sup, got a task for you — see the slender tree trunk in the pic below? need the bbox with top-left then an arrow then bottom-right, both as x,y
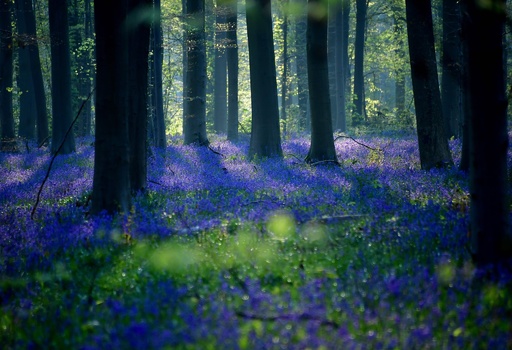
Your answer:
91,0 -> 131,214
23,0 -> 49,144
405,0 -> 453,170
184,0 -> 209,145
213,3 -> 227,133
226,0 -> 238,141
327,3 -> 337,127
466,0 -> 510,265
459,0 -> 470,172
281,6 -> 289,135
441,0 -> 461,139
49,0 -> 75,154
295,0 -> 309,132
128,0 -> 152,193
352,0 -> 367,124
391,1 -> 407,125
16,0 -> 36,140
334,0 -> 349,132
152,0 -> 166,148
305,0 -> 337,163
0,0 -> 16,151
246,0 -> 282,158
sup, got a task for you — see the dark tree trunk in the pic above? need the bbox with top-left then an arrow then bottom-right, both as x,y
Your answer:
441,0 -> 461,139
327,3 -> 337,127
16,0 -> 36,141
466,0 -> 510,265
226,0 -> 238,141
334,0 -> 349,132
246,0 -> 282,158
183,0 -> 209,145
305,0 -> 337,163
91,0 -> 131,214
391,1 -> 407,124
459,0 -> 470,172
213,3 -> 227,133
405,0 -> 453,170
151,0 -> 166,148
0,0 -> 16,151
352,0 -> 367,123
19,0 -> 49,144
49,0 -> 75,154
281,6 -> 288,135
295,0 -> 309,132
128,0 -> 152,193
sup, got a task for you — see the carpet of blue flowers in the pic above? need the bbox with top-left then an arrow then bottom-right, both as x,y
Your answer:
1,133 -> 511,349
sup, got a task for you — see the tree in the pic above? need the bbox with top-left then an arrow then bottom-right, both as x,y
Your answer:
333,0 -> 350,132
441,0 -> 461,139
295,0 -> 309,132
127,0 -> 152,193
305,0 -> 337,163
390,0 -> 407,124
405,0 -> 453,170
49,0 -> 75,154
213,0 -> 227,133
150,0 -> 167,148
466,0 -> 510,265
246,0 -> 282,158
183,0 -> 209,145
226,0 -> 238,141
352,0 -> 367,124
16,0 -> 36,140
0,0 -> 16,151
281,0 -> 289,135
92,0 -> 131,214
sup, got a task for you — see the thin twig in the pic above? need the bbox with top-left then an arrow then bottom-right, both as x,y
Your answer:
235,311 -> 340,329
334,135 -> 383,152
284,153 -> 305,162
208,145 -> 226,158
37,136 -> 50,149
31,88 -> 95,220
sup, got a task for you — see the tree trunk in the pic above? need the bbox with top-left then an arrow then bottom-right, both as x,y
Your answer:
183,0 -> 209,145
466,0 -> 510,265
459,0 -> 470,172
0,0 -> 16,151
441,0 -> 461,139
327,3 -> 337,127
352,0 -> 367,124
213,3 -> 227,133
294,0 -> 309,132
405,0 -> 453,170
91,0 -> 131,214
391,0 -> 407,125
281,6 -> 289,135
128,0 -> 152,193
151,0 -> 166,148
305,0 -> 337,163
226,0 -> 238,141
16,0 -> 36,141
246,0 -> 282,158
334,0 -> 349,132
49,0 -> 75,154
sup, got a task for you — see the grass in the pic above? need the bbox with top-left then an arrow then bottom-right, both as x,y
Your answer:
0,133 -> 511,349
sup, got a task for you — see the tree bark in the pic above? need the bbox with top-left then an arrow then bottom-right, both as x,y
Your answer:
281,5 -> 289,135
305,0 -> 337,163
352,0 -> 367,124
213,2 -> 227,133
391,0 -> 407,125
294,0 -> 309,132
441,0 -> 462,139
0,0 -> 16,151
327,2 -> 337,127
183,0 -> 209,145
91,0 -> 131,214
246,0 -> 282,158
128,0 -> 152,193
466,0 -> 510,265
151,0 -> 166,148
405,0 -> 453,170
49,0 -> 75,154
226,0 -> 238,141
334,0 -> 350,132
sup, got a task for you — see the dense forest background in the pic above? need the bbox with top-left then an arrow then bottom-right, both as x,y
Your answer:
1,0 -> 512,348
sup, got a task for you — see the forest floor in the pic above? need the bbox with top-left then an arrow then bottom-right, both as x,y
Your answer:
0,132 -> 511,349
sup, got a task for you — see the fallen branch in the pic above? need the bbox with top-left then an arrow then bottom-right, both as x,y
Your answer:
31,89 -> 95,220
334,135 -> 382,153
208,145 -> 226,158
235,310 -> 340,329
